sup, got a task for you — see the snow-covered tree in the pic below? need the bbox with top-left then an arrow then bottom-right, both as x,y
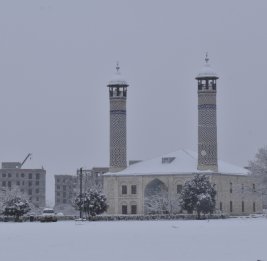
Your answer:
144,191 -> 181,214
249,146 -> 267,208
180,174 -> 216,219
73,188 -> 108,219
0,187 -> 38,215
249,146 -> 267,176
1,189 -> 31,221
144,191 -> 169,214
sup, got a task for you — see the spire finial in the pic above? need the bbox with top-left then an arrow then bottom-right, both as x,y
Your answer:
205,52 -> 209,64
116,61 -> 120,73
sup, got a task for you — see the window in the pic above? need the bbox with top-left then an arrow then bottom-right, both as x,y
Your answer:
241,184 -> 244,193
35,189 -> 39,194
177,185 -> 183,194
122,185 -> 127,195
63,199 -> 67,204
35,181 -> 39,186
220,202 -> 223,211
29,173 -> 32,179
131,205 -> 137,214
28,181 -> 32,186
162,157 -> 176,164
28,189 -> 32,195
8,173 -> 12,178
16,181 -> 20,186
36,197 -> 39,202
57,185 -> 60,190
230,201 -> 233,213
253,202 -> 256,212
8,181 -> 11,187
63,185 -> 66,191
2,173 -> 6,178
230,182 -> 233,193
2,181 -> 6,187
122,205 -> 127,214
253,184 -> 256,192
36,173 -> 40,180
57,192 -> 60,196
131,185 -> 137,194
63,192 -> 66,198
242,201 -> 245,213
21,173 -> 24,178
16,173 -> 19,178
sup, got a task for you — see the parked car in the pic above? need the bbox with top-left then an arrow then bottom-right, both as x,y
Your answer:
40,208 -> 57,222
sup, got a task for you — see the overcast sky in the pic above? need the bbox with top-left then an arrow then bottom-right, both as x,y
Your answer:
0,0 -> 267,204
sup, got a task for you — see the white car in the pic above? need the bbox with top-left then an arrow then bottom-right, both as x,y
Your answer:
40,208 -> 57,222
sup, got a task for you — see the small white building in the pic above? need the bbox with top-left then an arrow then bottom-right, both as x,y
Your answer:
104,150 -> 262,215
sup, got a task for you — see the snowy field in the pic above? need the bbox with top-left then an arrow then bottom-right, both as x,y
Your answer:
0,217 -> 266,261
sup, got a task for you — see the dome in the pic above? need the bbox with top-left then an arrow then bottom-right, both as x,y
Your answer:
196,54 -> 218,79
107,63 -> 129,87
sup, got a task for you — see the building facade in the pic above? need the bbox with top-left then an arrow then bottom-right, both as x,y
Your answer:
55,174 -> 77,206
104,150 -> 262,215
103,57 -> 263,216
0,162 -> 46,208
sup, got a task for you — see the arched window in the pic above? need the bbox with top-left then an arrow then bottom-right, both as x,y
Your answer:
230,182 -> 233,193
122,204 -> 127,214
220,202 -> 223,211
230,201 -> 233,213
176,184 -> 182,194
253,184 -> 256,192
130,202 -> 137,214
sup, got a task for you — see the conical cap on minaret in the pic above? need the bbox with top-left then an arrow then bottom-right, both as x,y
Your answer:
107,62 -> 129,87
196,53 -> 218,79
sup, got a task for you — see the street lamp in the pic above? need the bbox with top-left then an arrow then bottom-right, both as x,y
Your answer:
79,167 -> 83,219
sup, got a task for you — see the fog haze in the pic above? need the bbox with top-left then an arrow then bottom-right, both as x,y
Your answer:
0,0 -> 266,204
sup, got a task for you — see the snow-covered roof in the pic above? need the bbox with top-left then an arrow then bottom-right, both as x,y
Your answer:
107,63 -> 128,87
105,149 -> 248,176
196,54 -> 218,79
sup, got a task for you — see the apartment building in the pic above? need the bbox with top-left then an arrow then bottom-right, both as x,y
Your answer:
0,162 -> 46,208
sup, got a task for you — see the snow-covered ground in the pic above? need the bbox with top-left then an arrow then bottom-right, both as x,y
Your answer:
0,217 -> 266,261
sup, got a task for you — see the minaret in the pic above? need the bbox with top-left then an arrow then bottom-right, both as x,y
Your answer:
196,54 -> 219,172
107,63 -> 129,172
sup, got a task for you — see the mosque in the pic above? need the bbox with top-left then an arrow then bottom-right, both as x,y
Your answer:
103,57 -> 262,216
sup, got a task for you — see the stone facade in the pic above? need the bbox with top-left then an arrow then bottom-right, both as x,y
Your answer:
104,173 -> 262,216
0,162 -> 46,208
